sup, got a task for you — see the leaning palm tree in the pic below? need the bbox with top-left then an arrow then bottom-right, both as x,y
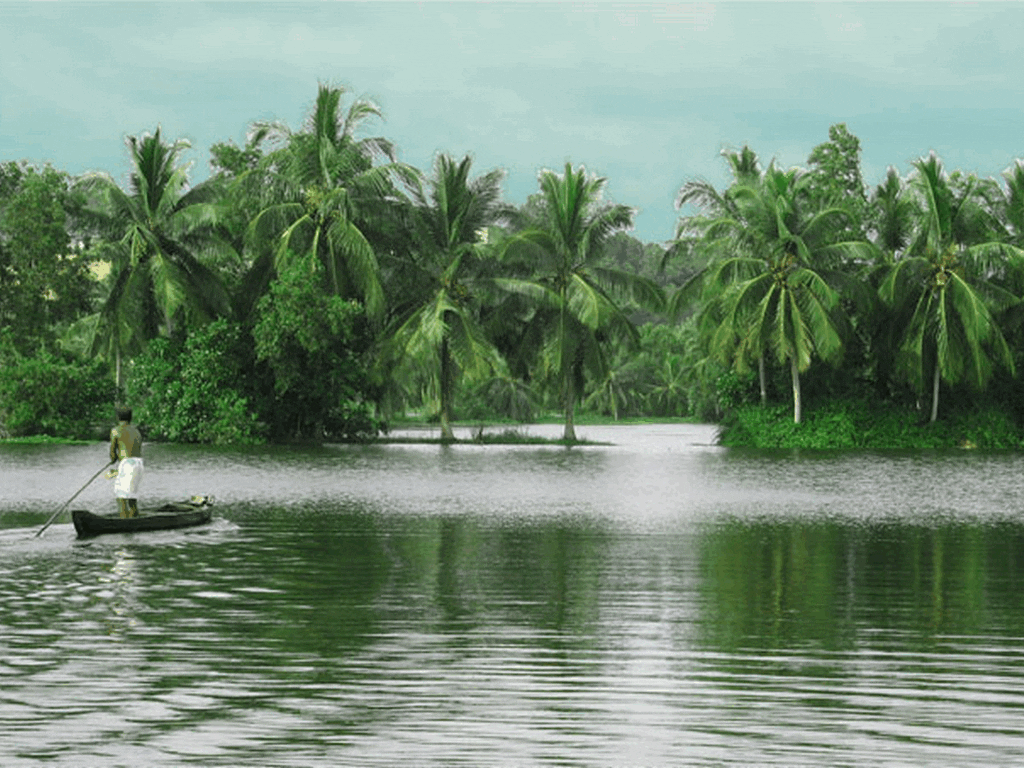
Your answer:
500,163 -> 665,440
241,83 -> 418,322
879,153 -> 1024,422
386,153 -> 512,439
76,127 -> 231,387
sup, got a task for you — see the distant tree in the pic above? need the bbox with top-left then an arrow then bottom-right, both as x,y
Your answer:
386,153 -> 511,439
0,162 -> 92,353
805,123 -> 869,229
868,167 -> 917,261
126,319 -> 263,444
500,163 -> 664,440
252,261 -> 379,440
209,126 -> 269,179
0,349 -> 108,439
666,146 -> 765,322
206,127 -> 272,286
722,145 -> 762,186
241,83 -> 418,322
76,128 -> 231,387
879,154 -> 1024,422
998,160 -> 1024,252
862,167 -> 918,395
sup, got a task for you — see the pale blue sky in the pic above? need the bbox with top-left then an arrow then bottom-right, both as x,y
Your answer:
2,1 -> 1023,243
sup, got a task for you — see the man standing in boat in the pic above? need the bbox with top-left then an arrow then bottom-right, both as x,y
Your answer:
109,406 -> 143,518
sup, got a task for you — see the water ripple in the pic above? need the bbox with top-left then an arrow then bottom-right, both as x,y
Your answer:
4,428 -> 1024,765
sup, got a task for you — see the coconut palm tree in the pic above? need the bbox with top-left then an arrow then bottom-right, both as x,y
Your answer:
859,167 -> 919,397
76,128 -> 231,387
666,146 -> 773,402
684,163 -> 875,423
500,163 -> 665,440
1001,160 -> 1024,248
386,153 -> 512,439
879,153 -> 1024,422
869,167 -> 917,262
241,83 -> 417,322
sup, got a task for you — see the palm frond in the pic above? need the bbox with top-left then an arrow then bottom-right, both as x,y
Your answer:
580,204 -> 636,263
878,256 -> 931,309
246,202 -> 306,258
588,266 -> 666,312
492,277 -> 561,309
676,178 -> 729,212
325,216 -> 384,320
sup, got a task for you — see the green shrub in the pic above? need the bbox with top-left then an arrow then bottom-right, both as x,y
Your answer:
718,399 -> 1024,450
252,263 -> 382,441
0,352 -> 109,439
127,319 -> 264,444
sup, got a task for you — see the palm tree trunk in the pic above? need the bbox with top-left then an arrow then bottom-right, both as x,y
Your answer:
564,372 -> 577,442
439,336 -> 454,441
758,354 -> 767,406
790,355 -> 802,424
930,361 -> 940,423
558,306 -> 577,442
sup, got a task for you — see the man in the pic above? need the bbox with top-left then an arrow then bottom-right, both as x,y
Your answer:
109,406 -> 144,518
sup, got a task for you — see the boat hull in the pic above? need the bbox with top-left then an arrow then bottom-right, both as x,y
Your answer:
72,498 -> 213,539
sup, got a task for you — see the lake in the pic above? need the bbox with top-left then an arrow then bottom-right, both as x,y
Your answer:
3,423 -> 1024,766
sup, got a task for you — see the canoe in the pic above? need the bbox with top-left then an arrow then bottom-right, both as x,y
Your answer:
71,496 -> 213,539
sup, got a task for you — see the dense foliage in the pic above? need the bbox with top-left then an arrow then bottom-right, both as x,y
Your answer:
0,162 -> 92,355
126,319 -> 262,445
0,348 -> 108,439
253,262 -> 381,440
720,401 -> 1024,450
5,84 -> 1024,447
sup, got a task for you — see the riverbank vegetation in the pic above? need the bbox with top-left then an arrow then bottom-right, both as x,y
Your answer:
5,85 -> 1024,448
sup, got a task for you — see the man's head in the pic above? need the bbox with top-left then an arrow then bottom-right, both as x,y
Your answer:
116,406 -> 133,423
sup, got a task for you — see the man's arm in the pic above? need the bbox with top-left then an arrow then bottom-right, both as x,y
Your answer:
109,428 -> 120,462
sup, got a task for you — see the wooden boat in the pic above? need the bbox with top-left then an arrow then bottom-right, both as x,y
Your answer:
71,496 -> 213,539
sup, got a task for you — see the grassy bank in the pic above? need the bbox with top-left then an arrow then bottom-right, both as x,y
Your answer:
0,435 -> 94,445
364,433 -> 605,447
367,422 -> 609,446
719,400 -> 1024,450
387,413 -> 698,430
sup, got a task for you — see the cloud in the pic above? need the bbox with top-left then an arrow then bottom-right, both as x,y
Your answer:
4,1 -> 1024,242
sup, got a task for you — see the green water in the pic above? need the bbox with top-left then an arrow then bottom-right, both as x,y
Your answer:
2,424 -> 1024,766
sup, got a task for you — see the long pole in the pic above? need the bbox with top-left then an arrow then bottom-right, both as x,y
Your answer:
35,461 -> 115,538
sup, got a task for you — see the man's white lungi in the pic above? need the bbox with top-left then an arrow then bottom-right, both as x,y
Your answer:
114,457 -> 144,499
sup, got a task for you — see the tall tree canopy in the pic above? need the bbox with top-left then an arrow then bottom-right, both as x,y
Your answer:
76,128 -> 231,387
0,162 -> 91,354
879,154 -> 1024,421
501,162 -> 664,439
386,153 -> 511,439
241,83 -> 418,322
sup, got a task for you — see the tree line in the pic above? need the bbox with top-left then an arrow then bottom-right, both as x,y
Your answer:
3,85 -> 1024,444
676,123 -> 1024,439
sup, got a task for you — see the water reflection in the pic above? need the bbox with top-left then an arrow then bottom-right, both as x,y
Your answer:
698,519 -> 1024,651
4,428 -> 1024,765
100,547 -> 140,637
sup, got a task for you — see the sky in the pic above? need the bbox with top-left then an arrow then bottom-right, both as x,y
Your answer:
3,1 -> 1024,244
